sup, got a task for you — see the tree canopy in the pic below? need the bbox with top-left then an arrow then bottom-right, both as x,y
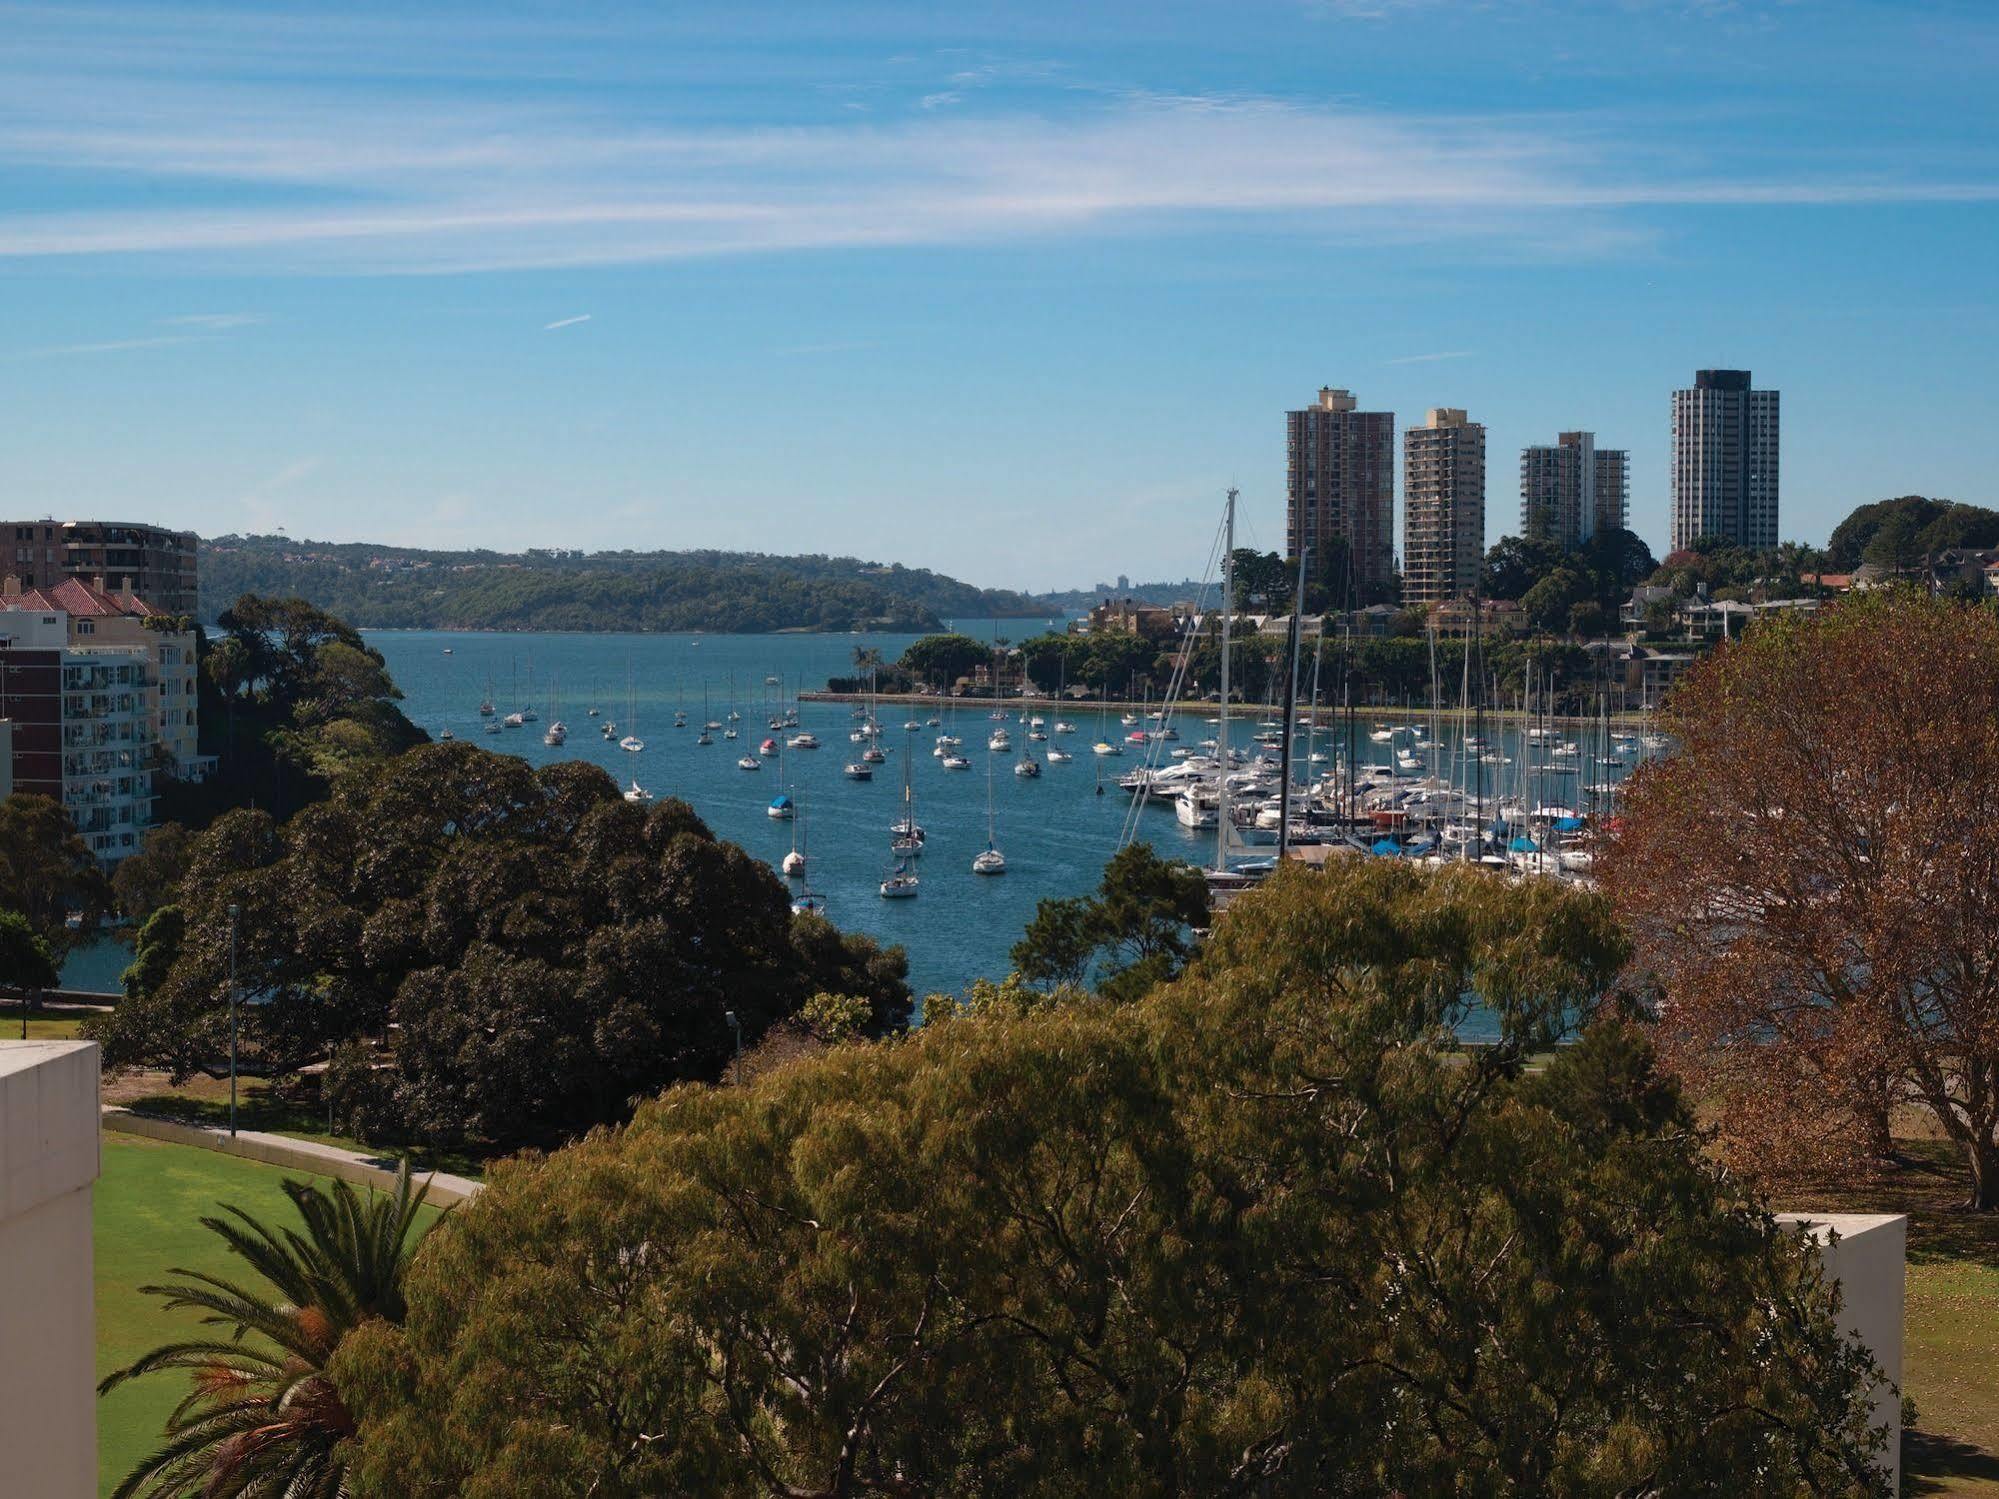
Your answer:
1482,529 -> 1658,632
0,793 -> 109,960
894,633 -> 992,689
1825,495 -> 1999,571
160,595 -> 427,826
1011,842 -> 1209,1001
334,862 -> 1890,1497
89,741 -> 911,1148
1607,588 -> 1999,1208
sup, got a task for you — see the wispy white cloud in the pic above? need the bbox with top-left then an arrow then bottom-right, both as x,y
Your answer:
11,333 -> 205,358
1386,350 -> 1474,364
0,10 -> 1987,276
543,313 -> 592,330
160,311 -> 261,328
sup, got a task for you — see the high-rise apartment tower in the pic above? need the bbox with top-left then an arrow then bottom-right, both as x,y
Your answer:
1670,370 -> 1779,553
1520,432 -> 1629,549
1403,408 -> 1486,606
1285,387 -> 1395,599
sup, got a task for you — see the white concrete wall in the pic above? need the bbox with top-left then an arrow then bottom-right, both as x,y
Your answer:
1778,1212 -> 1907,1495
0,1040 -> 101,1499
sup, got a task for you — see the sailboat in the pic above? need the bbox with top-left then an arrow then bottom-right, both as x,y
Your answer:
1014,737 -> 1041,778
890,738 -> 925,855
973,751 -> 1006,875
623,779 -> 653,803
782,793 -> 807,878
503,658 -> 525,726
618,669 -> 645,753
478,677 -> 495,717
520,656 -> 539,723
768,737 -> 794,819
543,673 -> 566,745
696,687 -> 714,746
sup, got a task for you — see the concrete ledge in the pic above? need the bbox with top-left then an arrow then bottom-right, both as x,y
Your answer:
102,1107 -> 481,1206
1778,1212 -> 1907,1495
1,1040 -> 101,1498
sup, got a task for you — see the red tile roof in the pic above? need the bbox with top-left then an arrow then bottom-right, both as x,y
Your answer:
0,575 -> 164,618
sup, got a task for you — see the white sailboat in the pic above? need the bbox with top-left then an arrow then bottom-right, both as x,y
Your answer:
542,673 -> 566,745
618,669 -> 645,753
882,752 -> 921,897
782,793 -> 807,878
973,750 -> 1006,875
890,738 -> 925,856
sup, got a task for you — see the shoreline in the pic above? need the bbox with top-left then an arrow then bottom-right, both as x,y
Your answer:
800,691 -> 1656,729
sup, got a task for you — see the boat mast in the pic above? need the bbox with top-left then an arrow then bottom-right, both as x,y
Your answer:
1276,543 -> 1308,864
1215,488 -> 1236,875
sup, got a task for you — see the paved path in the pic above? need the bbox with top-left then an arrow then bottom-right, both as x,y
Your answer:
102,1106 -> 482,1204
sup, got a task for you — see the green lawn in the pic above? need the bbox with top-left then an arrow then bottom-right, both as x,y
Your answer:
93,1135 -> 443,1498
5,1015 -> 84,1040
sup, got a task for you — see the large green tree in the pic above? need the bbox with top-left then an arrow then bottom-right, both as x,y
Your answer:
166,595 -> 426,827
895,633 -> 989,690
0,793 -> 109,960
91,743 -> 911,1148
1826,495 -> 1999,571
336,862 -> 1890,1497
1012,842 -> 1209,1001
0,908 -> 59,1036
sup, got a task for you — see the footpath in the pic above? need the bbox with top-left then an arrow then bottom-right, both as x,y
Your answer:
102,1106 -> 483,1204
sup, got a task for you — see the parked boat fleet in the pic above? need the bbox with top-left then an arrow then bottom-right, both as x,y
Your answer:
1111,715 -> 1667,882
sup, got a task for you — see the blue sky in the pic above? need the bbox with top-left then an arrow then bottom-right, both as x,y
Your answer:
1,1 -> 1993,589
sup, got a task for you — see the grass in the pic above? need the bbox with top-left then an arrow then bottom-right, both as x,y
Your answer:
1774,1138 -> 1999,1495
94,1135 -> 447,1497
8,1015 -> 85,1040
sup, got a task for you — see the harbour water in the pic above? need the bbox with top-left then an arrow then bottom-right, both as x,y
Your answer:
372,623 -> 1162,1001
58,622 -> 1652,1024
362,626 -> 1656,1003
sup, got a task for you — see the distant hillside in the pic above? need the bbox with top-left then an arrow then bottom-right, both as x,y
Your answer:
199,537 -> 1038,634
1032,579 -> 1211,612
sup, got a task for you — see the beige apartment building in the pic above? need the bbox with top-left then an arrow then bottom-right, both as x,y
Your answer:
1402,408 -> 1486,607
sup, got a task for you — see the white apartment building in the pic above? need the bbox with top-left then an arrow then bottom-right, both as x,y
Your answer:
0,607 -> 159,861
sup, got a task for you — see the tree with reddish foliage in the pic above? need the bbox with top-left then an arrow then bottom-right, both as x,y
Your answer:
1605,588 -> 1999,1208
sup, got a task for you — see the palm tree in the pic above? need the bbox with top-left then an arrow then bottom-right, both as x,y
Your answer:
99,1164 -> 438,1498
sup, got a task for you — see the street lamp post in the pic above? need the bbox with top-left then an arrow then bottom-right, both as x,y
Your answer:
227,903 -> 239,1137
